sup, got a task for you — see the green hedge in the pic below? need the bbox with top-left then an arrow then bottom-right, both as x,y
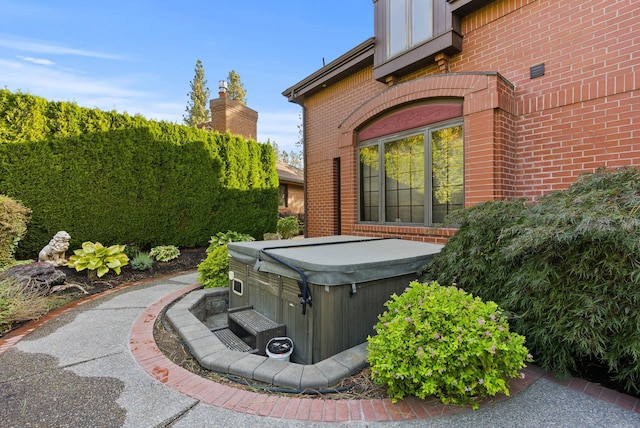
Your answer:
421,167 -> 640,394
0,89 -> 278,257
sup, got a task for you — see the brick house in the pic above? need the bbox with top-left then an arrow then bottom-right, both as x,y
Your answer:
277,160 -> 305,218
282,0 -> 639,244
199,86 -> 305,218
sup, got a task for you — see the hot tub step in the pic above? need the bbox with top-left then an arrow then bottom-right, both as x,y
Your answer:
212,327 -> 258,353
228,308 -> 286,356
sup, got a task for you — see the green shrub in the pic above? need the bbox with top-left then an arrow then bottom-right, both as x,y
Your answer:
207,231 -> 254,250
0,277 -> 49,335
367,281 -> 531,409
197,244 -> 230,288
422,167 -> 640,394
277,216 -> 300,239
66,242 -> 129,278
123,244 -> 141,260
198,230 -> 254,287
130,252 -> 154,271
0,195 -> 31,268
0,89 -> 278,258
149,245 -> 180,262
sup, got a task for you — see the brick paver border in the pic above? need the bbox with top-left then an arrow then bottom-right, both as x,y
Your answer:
128,284 -> 545,423
3,277 -> 638,423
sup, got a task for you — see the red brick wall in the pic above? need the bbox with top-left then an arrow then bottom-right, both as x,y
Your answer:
209,97 -> 258,140
454,0 -> 640,197
302,0 -> 639,240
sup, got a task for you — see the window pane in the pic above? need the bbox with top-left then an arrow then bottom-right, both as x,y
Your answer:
386,206 -> 399,222
431,125 -> 464,223
412,205 -> 425,221
412,0 -> 433,45
384,134 -> 425,223
388,0 -> 407,57
279,184 -> 287,208
359,145 -> 380,221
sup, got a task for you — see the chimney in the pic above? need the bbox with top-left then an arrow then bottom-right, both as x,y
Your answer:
208,78 -> 258,140
218,80 -> 228,98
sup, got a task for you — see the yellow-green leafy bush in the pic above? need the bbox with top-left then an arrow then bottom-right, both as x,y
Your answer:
0,195 -> 31,268
66,242 -> 129,278
367,281 -> 532,409
197,231 -> 253,288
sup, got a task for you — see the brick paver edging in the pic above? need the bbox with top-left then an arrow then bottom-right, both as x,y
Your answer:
129,284 -> 548,423
4,277 -> 637,422
0,272 -> 186,357
0,276 -> 152,357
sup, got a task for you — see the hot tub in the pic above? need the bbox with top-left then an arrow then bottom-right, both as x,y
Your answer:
228,236 -> 442,364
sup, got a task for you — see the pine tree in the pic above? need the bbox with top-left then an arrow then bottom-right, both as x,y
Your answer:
296,110 -> 304,149
184,59 -> 211,126
226,70 -> 247,105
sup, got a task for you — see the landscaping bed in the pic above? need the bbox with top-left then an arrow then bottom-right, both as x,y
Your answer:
60,247 -> 207,292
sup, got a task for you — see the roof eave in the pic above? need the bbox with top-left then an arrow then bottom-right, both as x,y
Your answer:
282,37 -> 375,105
448,0 -> 496,16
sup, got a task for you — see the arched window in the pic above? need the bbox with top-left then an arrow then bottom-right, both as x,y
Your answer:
357,102 -> 463,225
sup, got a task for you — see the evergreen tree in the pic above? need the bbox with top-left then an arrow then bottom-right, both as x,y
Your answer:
184,59 -> 211,126
288,151 -> 303,169
226,70 -> 247,105
267,138 -> 303,169
296,110 -> 304,149
267,139 -> 280,160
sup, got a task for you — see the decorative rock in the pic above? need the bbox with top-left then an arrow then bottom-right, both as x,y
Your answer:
38,231 -> 71,266
0,262 -> 66,292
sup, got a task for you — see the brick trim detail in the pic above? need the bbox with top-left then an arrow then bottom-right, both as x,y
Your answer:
332,72 -> 517,239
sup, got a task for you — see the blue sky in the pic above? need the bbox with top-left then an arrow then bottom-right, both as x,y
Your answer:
0,1 -> 372,152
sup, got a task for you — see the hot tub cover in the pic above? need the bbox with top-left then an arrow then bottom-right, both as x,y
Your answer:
228,236 -> 443,286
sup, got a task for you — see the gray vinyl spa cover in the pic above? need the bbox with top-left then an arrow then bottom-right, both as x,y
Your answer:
227,236 -> 443,286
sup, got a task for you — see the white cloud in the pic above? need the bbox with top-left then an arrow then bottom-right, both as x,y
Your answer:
0,34 -> 125,60
17,55 -> 54,65
0,56 -> 189,124
0,59 -> 144,97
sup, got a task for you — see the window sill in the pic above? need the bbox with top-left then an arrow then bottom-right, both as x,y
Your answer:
353,223 -> 458,243
373,30 -> 462,82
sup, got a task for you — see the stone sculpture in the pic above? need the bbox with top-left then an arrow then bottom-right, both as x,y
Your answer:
38,231 -> 71,266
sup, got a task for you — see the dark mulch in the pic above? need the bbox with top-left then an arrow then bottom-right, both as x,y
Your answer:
58,247 -> 207,294
153,314 -> 388,399
0,248 -> 207,338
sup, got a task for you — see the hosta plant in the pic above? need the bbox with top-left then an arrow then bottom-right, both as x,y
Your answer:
207,231 -> 254,250
149,245 -> 180,262
66,242 -> 129,278
367,281 -> 532,409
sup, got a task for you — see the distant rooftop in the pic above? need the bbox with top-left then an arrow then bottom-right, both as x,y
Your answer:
276,161 -> 304,184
